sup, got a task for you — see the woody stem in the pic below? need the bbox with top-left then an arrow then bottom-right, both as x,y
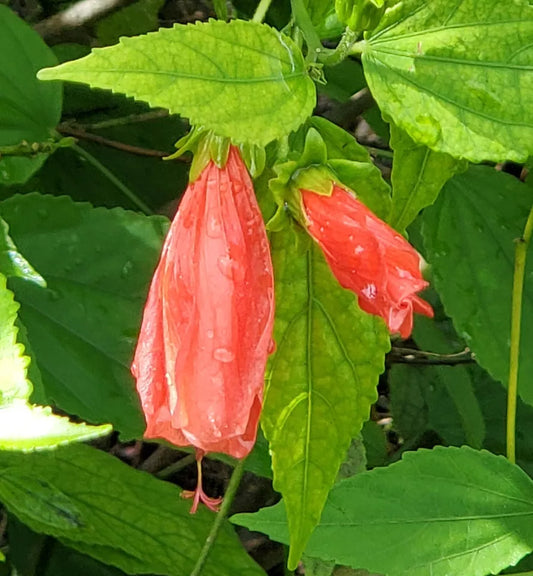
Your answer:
506,202 -> 533,464
189,458 -> 246,576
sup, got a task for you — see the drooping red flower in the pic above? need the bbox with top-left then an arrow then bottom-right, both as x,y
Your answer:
302,184 -> 433,338
132,146 -> 274,511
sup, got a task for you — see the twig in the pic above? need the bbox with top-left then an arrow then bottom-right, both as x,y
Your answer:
387,346 -> 475,366
189,458 -> 246,576
0,137 -> 75,158
80,109 -> 170,131
59,125 -> 170,158
507,204 -> 533,463
321,88 -> 375,128
35,0 -> 137,41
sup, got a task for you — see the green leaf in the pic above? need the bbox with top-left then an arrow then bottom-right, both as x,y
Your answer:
362,0 -> 533,162
0,5 -> 62,185
263,226 -> 389,569
9,517 -> 128,576
389,124 -> 466,232
0,443 -> 265,576
0,193 -> 168,439
0,272 -> 110,449
0,217 -> 45,287
38,20 -> 316,146
0,273 -> 31,404
233,446 -> 533,575
0,401 -> 111,451
421,166 -> 533,406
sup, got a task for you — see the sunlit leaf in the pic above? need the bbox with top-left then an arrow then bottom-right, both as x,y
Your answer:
262,225 -> 389,569
38,20 -> 315,146
234,446 -> 533,576
362,0 -> 533,162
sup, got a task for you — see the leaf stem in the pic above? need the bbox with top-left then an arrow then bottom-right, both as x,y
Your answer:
506,202 -> 533,464
189,458 -> 246,576
290,0 -> 322,62
72,144 -> 153,215
252,0 -> 273,22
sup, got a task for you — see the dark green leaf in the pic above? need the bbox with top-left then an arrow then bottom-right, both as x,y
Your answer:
262,226 -> 389,569
389,124 -> 466,232
9,517 -> 127,576
421,166 -> 533,406
233,446 -> 533,576
0,193 -> 168,438
362,0 -> 533,162
39,20 -> 315,146
0,444 -> 265,576
0,5 -> 62,184
95,0 -> 165,45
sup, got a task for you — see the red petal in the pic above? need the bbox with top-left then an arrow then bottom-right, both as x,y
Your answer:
133,147 -> 274,459
302,185 -> 433,339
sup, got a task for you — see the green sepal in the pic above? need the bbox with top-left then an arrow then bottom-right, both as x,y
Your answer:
300,128 -> 329,167
335,0 -> 386,33
166,127 -> 231,182
238,142 -> 266,179
168,127 -> 267,181
269,117 -> 391,225
266,204 -> 291,233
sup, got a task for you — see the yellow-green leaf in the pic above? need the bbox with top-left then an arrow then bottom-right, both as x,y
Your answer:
262,226 -> 389,569
38,19 -> 316,147
362,0 -> 533,162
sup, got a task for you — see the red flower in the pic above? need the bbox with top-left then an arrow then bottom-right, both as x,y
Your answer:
132,146 -> 274,511
302,185 -> 433,338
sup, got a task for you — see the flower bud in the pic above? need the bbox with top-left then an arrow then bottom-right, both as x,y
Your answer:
302,184 -> 433,338
132,146 -> 274,510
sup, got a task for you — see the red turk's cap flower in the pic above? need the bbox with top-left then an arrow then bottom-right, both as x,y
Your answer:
302,185 -> 433,339
132,146 -> 274,510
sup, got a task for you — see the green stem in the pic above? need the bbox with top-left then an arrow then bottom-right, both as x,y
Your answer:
506,203 -> 533,463
252,0 -> 273,22
367,146 -> 394,159
290,0 -> 322,62
189,458 -> 246,576
318,27 -> 358,66
73,144 -> 153,215
156,453 -> 196,479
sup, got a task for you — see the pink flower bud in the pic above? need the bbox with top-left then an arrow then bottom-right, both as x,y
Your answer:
302,184 -> 433,338
132,147 -> 274,509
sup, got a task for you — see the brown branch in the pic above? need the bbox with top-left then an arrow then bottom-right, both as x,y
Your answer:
58,125 -> 180,159
34,0 -> 138,41
387,346 -> 475,366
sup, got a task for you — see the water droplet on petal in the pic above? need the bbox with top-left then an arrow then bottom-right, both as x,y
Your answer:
214,348 -> 235,363
268,339 -> 276,354
207,329 -> 214,339
207,216 -> 222,238
361,283 -> 377,300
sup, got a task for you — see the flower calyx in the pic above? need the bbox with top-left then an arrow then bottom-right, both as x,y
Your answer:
166,126 -> 266,182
